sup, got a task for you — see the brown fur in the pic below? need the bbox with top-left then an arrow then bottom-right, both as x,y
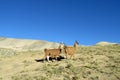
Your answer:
44,43 -> 63,62
64,41 -> 79,59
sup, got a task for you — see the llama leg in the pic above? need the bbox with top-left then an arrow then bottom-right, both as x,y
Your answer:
43,56 -> 46,62
70,55 -> 72,59
70,54 -> 74,59
73,54 -> 75,59
65,54 -> 68,59
47,56 -> 50,62
55,56 -> 58,61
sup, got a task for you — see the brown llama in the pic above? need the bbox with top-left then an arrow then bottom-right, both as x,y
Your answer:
64,41 -> 79,59
44,43 -> 64,62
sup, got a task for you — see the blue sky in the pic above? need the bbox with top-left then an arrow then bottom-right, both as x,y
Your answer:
0,0 -> 120,45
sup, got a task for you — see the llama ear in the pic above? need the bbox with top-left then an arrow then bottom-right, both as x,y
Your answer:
60,42 -> 65,45
62,42 -> 64,44
62,42 -> 65,45
75,41 -> 79,44
59,42 -> 62,45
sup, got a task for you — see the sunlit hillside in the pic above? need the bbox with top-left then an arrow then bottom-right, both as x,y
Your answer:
0,37 -> 59,55
0,44 -> 120,80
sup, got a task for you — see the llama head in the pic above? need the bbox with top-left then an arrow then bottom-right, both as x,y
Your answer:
74,41 -> 79,47
58,42 -> 65,49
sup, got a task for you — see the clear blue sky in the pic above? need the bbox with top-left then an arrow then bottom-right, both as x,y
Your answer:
0,0 -> 120,45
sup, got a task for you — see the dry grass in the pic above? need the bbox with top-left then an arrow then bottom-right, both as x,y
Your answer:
0,45 -> 120,80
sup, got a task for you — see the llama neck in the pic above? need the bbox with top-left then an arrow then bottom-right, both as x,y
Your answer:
73,43 -> 78,50
74,44 -> 77,47
58,45 -> 61,49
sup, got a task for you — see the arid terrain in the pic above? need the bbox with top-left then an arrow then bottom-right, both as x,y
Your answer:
0,37 -> 59,52
0,41 -> 120,80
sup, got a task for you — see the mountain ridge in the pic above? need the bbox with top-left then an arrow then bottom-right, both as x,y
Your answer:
0,37 -> 59,52
0,37 -> 119,52
96,41 -> 119,46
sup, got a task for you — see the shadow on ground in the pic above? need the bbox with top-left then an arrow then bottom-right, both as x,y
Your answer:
35,55 -> 65,62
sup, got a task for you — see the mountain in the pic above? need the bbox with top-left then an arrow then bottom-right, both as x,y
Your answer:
0,37 -> 59,52
96,41 -> 119,46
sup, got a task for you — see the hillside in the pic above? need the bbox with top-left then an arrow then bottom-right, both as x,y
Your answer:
96,41 -> 118,46
0,37 -> 59,52
0,44 -> 120,80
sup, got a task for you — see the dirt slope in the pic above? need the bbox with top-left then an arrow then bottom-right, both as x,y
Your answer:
0,37 -> 59,51
0,45 -> 120,80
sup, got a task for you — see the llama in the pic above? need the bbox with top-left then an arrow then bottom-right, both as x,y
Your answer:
44,43 -> 64,62
64,41 -> 79,59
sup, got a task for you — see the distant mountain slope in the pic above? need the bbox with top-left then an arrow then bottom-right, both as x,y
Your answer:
96,41 -> 119,46
0,37 -> 59,51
